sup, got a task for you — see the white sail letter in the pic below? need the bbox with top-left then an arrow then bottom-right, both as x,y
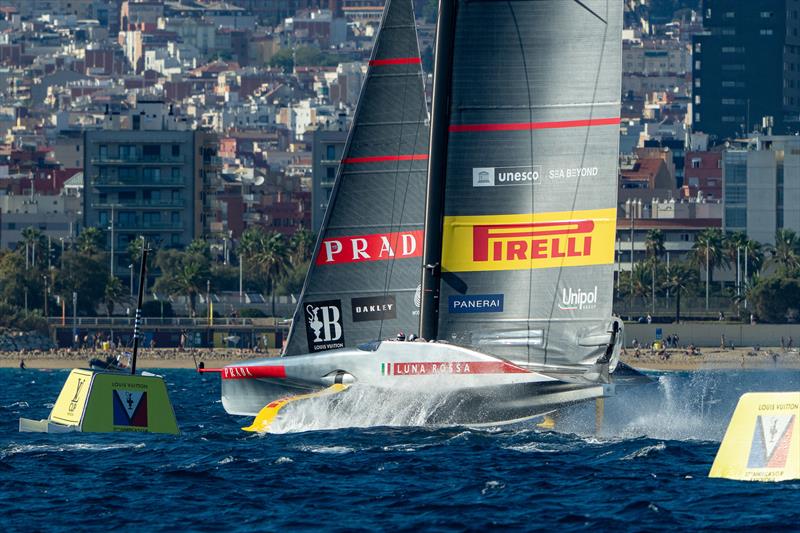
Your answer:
352,238 -> 370,260
323,240 -> 343,263
401,233 -> 417,256
378,236 -> 395,258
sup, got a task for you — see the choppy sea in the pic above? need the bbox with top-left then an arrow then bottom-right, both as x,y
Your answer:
1,367 -> 799,531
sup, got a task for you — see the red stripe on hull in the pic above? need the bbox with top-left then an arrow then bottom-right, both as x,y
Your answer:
448,117 -> 621,133
388,361 -> 529,376
201,366 -> 287,379
343,154 -> 428,164
369,57 -> 421,66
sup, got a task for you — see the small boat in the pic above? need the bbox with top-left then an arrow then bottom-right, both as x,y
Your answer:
89,352 -> 132,373
206,0 -> 638,431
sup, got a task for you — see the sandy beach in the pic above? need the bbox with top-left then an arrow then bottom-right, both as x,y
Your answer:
1,346 -> 799,371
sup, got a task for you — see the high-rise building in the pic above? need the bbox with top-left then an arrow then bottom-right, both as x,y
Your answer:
83,101 -> 219,274
310,128 -> 347,233
692,0 -> 800,139
723,134 -> 800,244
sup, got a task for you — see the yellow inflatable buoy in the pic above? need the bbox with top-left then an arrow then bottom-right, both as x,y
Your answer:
709,392 -> 799,482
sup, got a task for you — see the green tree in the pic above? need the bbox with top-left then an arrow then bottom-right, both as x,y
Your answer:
767,228 -> 800,276
186,238 -> 211,260
127,236 -> 156,272
742,238 -> 765,278
289,227 -> 315,266
749,276 -> 800,323
644,229 -> 665,262
269,48 -> 294,73
54,251 -> 107,314
76,227 -> 105,255
661,262 -> 698,323
103,276 -> 126,317
0,250 -> 44,310
691,228 -> 727,286
239,227 -> 291,317
20,226 -> 46,268
153,249 -> 210,316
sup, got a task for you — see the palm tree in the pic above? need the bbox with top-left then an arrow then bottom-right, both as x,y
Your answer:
723,230 -> 748,295
76,227 -> 105,255
240,227 -> 291,317
691,228 -> 727,286
289,227 -> 316,266
20,227 -> 46,268
742,238 -> 764,280
154,254 -> 209,317
661,262 -> 698,323
767,228 -> 800,276
103,276 -> 126,316
644,229 -> 665,262
186,238 -> 211,259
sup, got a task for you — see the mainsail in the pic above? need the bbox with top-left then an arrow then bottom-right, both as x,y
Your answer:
427,0 -> 623,367
284,0 -> 429,356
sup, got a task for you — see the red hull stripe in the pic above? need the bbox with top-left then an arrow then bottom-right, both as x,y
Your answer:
449,117 -> 621,133
343,154 -> 428,164
369,57 -> 421,66
201,366 -> 287,379
387,361 -> 530,375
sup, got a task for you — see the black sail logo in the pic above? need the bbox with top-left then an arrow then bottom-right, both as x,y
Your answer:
305,300 -> 345,352
351,295 -> 397,322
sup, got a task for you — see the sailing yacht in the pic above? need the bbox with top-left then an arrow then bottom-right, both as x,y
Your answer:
207,0 -> 631,428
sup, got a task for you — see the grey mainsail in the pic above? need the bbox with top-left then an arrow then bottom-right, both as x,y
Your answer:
431,0 -> 623,367
283,0 -> 429,356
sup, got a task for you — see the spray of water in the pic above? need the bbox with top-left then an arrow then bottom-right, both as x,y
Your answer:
556,369 -> 800,442
260,369 -> 800,440
265,386 -> 459,434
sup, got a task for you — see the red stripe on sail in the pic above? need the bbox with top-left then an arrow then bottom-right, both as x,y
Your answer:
369,57 -> 422,66
343,154 -> 428,164
448,117 -> 621,133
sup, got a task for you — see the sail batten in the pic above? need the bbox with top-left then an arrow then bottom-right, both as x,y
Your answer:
283,0 -> 429,356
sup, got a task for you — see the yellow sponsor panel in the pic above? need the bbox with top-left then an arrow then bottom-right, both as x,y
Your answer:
442,208 -> 617,272
709,392 -> 800,482
50,369 -> 95,426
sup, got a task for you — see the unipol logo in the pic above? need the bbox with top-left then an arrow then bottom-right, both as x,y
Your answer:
317,231 -> 423,265
558,286 -> 599,311
304,299 -> 346,352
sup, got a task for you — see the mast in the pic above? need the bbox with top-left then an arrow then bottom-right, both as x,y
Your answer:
130,241 -> 148,375
420,0 -> 456,341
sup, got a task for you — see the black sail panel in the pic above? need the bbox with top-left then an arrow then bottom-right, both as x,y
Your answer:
284,0 -> 429,356
437,0 -> 622,367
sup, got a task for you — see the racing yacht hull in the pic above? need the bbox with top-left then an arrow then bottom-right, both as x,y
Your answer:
215,340 -> 615,427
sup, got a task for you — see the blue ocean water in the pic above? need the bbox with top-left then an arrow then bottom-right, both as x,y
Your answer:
1,368 -> 799,531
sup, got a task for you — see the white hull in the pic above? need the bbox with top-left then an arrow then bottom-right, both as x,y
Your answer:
218,340 -> 616,426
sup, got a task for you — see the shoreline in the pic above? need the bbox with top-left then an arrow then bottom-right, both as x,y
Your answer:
1,347 -> 799,371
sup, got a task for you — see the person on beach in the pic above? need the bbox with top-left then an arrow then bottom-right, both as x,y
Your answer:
782,337 -> 786,350
720,334 -> 726,350
19,359 -> 25,369
646,314 -> 652,324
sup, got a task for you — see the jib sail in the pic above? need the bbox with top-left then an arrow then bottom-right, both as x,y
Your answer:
284,0 -> 429,356
432,0 -> 623,367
